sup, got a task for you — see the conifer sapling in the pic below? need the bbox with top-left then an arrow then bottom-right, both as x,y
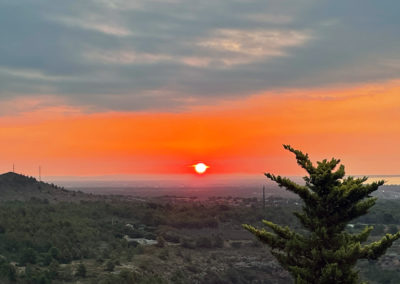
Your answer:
243,145 -> 400,283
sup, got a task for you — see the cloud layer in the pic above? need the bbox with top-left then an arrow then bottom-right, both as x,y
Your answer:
1,0 -> 400,111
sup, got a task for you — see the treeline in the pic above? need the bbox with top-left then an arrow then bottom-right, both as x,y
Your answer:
0,196 -> 399,283
357,199 -> 400,224
0,198 -> 256,283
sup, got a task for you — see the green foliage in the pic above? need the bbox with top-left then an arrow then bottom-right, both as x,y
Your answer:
22,263 -> 52,284
2,178 -> 399,283
48,247 -> 60,260
48,260 -> 59,279
0,258 -> 16,282
243,145 -> 400,284
126,247 -> 134,262
360,261 -> 400,284
170,270 -> 186,283
59,265 -> 73,281
105,260 -> 115,271
20,248 -> 37,265
75,262 -> 87,277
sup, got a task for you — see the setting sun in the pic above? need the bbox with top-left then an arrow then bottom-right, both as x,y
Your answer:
193,163 -> 209,174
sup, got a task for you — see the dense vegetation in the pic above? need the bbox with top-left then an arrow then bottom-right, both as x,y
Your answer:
0,197 -> 278,283
0,188 -> 399,282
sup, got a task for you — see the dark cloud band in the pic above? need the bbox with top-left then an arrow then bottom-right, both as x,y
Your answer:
0,0 -> 399,112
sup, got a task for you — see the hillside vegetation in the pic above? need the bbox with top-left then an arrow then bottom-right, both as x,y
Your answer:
0,173 -> 399,283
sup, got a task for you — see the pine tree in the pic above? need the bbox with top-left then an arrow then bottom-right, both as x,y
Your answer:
243,145 -> 400,283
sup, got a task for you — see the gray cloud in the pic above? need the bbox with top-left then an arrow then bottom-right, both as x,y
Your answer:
0,0 -> 399,112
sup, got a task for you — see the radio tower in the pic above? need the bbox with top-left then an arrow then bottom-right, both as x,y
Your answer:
12,164 -> 14,173
39,166 -> 41,181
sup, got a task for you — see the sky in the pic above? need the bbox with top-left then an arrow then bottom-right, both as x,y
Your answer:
0,0 -> 400,180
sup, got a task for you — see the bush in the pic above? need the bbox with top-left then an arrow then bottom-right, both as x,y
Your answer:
19,248 -> 37,265
162,231 -> 180,243
105,260 -> 115,272
75,263 -> 86,277
156,235 -> 166,248
0,261 -> 16,282
48,260 -> 59,279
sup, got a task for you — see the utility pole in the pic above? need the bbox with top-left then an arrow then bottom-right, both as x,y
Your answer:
263,185 -> 265,209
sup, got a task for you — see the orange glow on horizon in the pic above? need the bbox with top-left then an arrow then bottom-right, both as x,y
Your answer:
1,80 -> 400,177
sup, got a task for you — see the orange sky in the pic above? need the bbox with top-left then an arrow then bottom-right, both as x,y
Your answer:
1,80 -> 400,178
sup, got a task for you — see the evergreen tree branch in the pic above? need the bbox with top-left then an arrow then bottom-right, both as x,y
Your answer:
342,181 -> 384,204
261,220 -> 304,242
332,164 -> 345,180
293,211 -> 314,231
242,224 -> 286,249
265,173 -> 317,205
288,265 -> 313,283
350,226 -> 373,243
344,198 -> 377,221
261,220 -> 292,239
361,232 -> 400,260
283,145 -> 316,174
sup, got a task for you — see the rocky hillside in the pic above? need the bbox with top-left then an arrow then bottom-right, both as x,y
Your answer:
0,172 -> 96,202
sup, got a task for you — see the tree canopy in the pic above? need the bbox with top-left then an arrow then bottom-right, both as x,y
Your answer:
243,145 -> 400,283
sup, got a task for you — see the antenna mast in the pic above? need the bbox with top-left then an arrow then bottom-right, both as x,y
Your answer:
39,166 -> 41,181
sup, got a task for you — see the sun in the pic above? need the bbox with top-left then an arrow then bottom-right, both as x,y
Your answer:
193,163 -> 209,174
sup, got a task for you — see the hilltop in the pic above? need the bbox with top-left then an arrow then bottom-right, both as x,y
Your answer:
0,172 -> 97,202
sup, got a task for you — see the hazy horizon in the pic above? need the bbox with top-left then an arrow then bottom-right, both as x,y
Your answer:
39,173 -> 400,188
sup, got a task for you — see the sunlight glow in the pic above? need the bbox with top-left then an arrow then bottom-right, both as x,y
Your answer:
193,163 -> 209,174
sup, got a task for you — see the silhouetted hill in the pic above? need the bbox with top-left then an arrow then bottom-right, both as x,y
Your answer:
0,172 -> 97,202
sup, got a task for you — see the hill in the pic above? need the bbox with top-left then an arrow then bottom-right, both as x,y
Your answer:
0,172 -> 96,202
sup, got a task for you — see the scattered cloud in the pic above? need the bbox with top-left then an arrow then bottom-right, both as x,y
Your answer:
1,0 -> 400,112
52,16 -> 132,37
0,95 -> 82,117
84,49 -> 172,65
196,28 -> 310,66
83,27 -> 310,68
0,67 -> 82,82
